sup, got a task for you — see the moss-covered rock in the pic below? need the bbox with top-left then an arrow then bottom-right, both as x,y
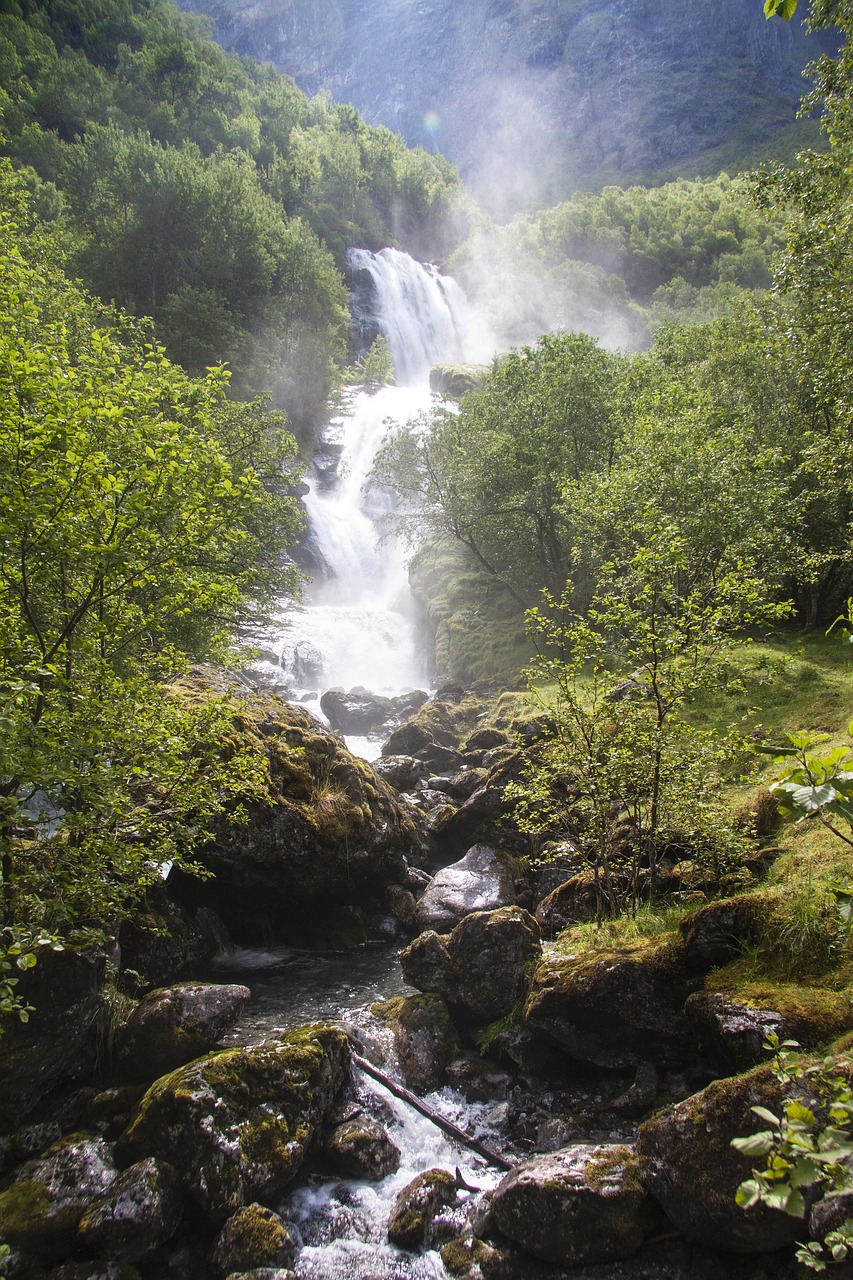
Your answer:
535,874 -> 598,937
117,982 -> 250,1082
490,1143 -> 660,1266
321,1114 -> 401,1180
687,986 -> 853,1074
387,1168 -> 458,1251
174,678 -> 422,937
636,1063 -> 801,1253
678,893 -> 772,974
523,933 -> 695,1069
116,1025 -> 349,1221
371,994 -> 459,1092
210,1203 -> 296,1279
76,1157 -> 182,1262
0,1135 -> 117,1260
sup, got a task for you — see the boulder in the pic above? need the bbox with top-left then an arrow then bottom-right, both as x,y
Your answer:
319,687 -> 394,734
534,874 -> 598,937
117,1025 -> 349,1221
117,982 -> 250,1082
387,1168 -> 458,1250
0,946 -> 106,1131
678,894 -> 770,974
523,934 -> 694,1069
444,1055 -> 513,1102
0,1135 -> 117,1260
371,994 -> 459,1093
400,930 -> 453,994
415,845 -> 516,932
687,986 -> 853,1075
174,681 -> 421,936
491,1144 -> 659,1266
373,756 -> 430,791
382,722 -> 436,757
76,1157 -> 182,1262
636,1063 -> 802,1252
116,892 -> 219,994
322,1115 -> 401,1180
210,1204 -> 296,1279
426,770 -> 486,800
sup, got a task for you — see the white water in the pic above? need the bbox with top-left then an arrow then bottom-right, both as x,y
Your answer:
249,248 -> 490,738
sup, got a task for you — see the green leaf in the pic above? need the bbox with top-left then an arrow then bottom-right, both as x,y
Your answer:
764,0 -> 797,18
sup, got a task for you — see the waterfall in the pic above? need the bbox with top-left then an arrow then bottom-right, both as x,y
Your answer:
248,248 -> 487,750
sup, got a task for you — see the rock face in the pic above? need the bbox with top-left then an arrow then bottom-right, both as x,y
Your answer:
76,1157 -> 182,1262
636,1064 -> 802,1253
117,982 -> 251,1082
524,935 -> 695,1069
0,1135 -> 118,1260
178,682 -> 421,937
491,1144 -> 659,1266
401,906 -> 541,1023
416,845 -> 516,931
117,1025 -> 349,1220
0,946 -> 106,1130
372,994 -> 459,1093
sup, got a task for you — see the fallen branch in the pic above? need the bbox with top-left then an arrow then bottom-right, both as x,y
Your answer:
351,1051 -> 513,1172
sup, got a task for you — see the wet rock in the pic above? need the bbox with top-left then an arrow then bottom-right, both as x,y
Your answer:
445,1054 -> 513,1102
320,686 -> 394,734
373,756 -> 430,790
415,845 -> 516,931
534,874 -> 598,937
385,883 -> 419,927
445,906 -> 541,1023
371,994 -> 459,1092
0,1135 -> 117,1260
322,1115 -> 401,1179
686,991 -> 783,1074
210,1204 -> 296,1279
636,1062 -> 802,1252
400,930 -> 453,993
0,946 -> 106,1130
608,1060 -> 659,1117
117,982 -> 250,1082
491,1143 -> 659,1266
523,934 -> 695,1069
387,1168 -> 458,1251
678,894 -> 770,974
117,1025 -> 349,1221
76,1157 -> 182,1262
382,722 -> 436,757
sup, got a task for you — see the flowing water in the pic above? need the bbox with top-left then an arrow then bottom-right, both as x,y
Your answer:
245,247 -> 490,754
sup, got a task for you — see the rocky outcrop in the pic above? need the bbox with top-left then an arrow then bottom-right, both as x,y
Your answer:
523,934 -> 694,1069
76,1157 -> 182,1262
371,994 -> 459,1093
401,906 -> 541,1023
117,982 -> 251,1082
117,1025 -> 349,1220
491,1144 -> 660,1266
636,1064 -> 802,1253
415,845 -> 516,931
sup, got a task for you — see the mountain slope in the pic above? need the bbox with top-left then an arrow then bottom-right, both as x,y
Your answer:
179,0 -> 837,214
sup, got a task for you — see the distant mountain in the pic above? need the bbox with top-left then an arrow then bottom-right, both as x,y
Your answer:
178,0 -> 837,214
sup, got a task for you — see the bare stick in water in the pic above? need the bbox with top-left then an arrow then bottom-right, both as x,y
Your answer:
351,1051 -> 513,1172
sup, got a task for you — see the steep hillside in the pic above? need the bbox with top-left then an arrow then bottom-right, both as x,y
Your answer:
179,0 -> 836,214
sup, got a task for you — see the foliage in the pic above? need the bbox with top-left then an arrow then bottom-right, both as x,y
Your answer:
733,1035 -> 853,1271
351,334 -> 396,386
0,167 -> 296,968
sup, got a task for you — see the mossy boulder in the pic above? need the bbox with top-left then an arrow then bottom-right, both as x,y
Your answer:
0,946 -> 106,1131
321,1114 -> 401,1180
678,893 -> 771,974
117,982 -> 250,1082
116,890 -> 219,993
402,906 -> 541,1024
0,1135 -> 117,1260
387,1168 -> 458,1251
175,680 -> 422,936
523,934 -> 695,1069
490,1144 -> 660,1266
429,363 -> 488,398
688,985 -> 853,1074
371,994 -> 459,1092
210,1204 -> 296,1279
636,1063 -> 802,1253
76,1157 -> 182,1262
415,845 -> 516,932
535,874 -> 598,937
116,1025 -> 349,1221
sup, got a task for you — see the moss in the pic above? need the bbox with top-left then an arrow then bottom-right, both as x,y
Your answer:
0,1179 -> 53,1240
584,1145 -> 643,1194
706,978 -> 853,1045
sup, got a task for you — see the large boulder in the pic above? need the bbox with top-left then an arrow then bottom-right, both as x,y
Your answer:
319,687 -> 394,734
116,1025 -> 349,1221
523,934 -> 695,1069
0,946 -> 106,1131
371,994 -> 459,1093
490,1144 -> 659,1266
687,986 -> 853,1075
76,1157 -> 182,1262
117,982 -> 251,1082
678,894 -> 771,974
636,1063 -> 803,1253
415,845 -> 516,932
402,907 -> 541,1024
174,680 -> 421,937
0,1135 -> 117,1260
534,874 -> 598,937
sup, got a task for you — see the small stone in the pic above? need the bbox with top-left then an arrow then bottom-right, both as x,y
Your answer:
387,1169 -> 458,1250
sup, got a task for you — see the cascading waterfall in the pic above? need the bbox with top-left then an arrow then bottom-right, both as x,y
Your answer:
250,247 -> 489,746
